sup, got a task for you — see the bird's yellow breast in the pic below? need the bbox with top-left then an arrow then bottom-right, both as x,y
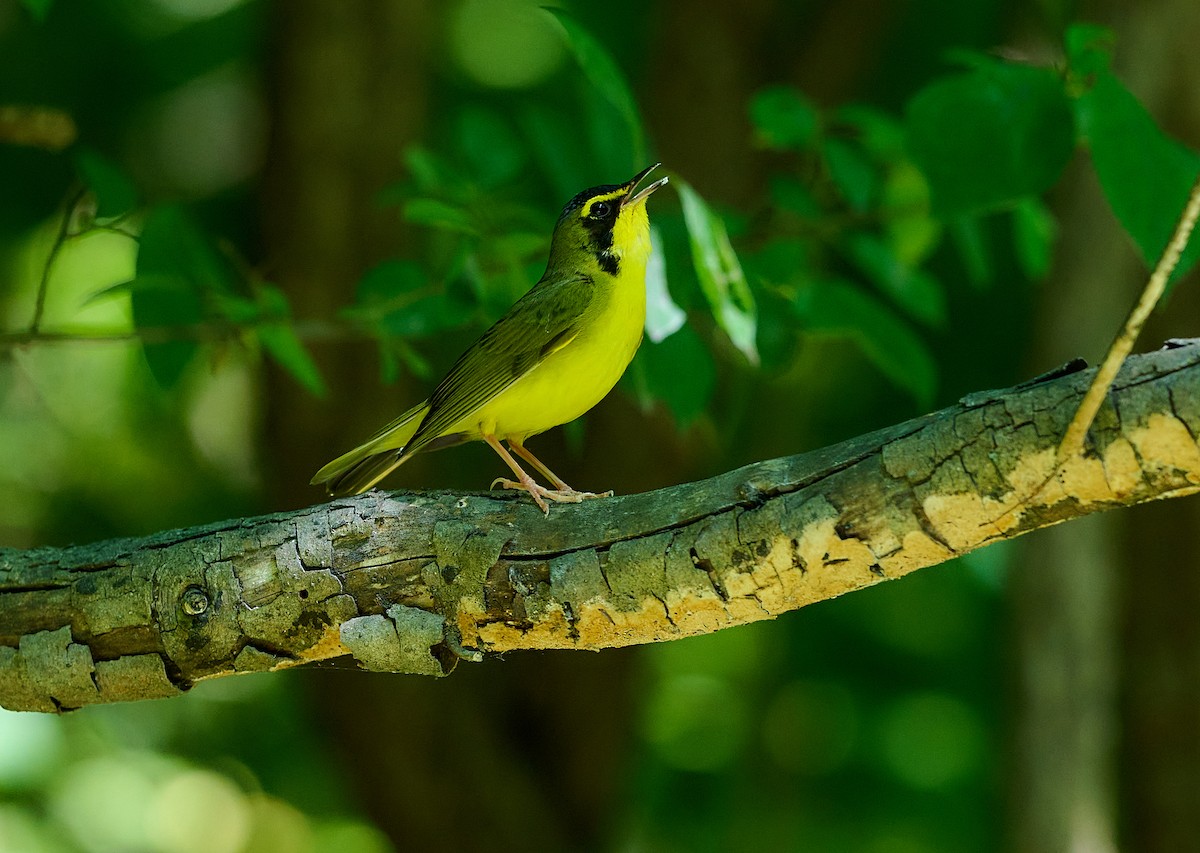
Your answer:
458,204 -> 652,440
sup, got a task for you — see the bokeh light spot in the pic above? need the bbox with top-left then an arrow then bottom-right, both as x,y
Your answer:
148,769 -> 251,853
0,709 -> 64,789
450,0 -> 565,89
878,692 -> 985,789
641,673 -> 747,772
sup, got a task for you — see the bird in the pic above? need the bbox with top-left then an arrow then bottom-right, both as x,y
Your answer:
311,164 -> 669,513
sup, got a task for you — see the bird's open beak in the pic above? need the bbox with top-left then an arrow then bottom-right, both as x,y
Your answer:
622,163 -> 669,208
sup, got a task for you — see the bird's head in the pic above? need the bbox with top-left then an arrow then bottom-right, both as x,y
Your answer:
548,164 -> 668,278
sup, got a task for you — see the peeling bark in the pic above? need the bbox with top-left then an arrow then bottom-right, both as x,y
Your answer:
3,343 -> 1200,712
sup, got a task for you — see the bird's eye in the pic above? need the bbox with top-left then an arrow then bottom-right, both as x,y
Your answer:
590,201 -> 611,219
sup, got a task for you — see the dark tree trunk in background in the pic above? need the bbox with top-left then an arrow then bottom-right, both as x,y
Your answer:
258,4 -> 641,849
1011,1 -> 1200,851
260,0 -> 431,508
1115,3 -> 1200,849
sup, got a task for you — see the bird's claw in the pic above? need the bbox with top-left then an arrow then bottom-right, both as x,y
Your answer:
489,477 -> 613,513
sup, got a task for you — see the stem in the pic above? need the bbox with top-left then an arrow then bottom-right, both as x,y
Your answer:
29,187 -> 88,334
1058,173 -> 1200,461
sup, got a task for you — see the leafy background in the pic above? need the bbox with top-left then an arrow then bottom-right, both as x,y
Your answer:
2,0 -> 1200,851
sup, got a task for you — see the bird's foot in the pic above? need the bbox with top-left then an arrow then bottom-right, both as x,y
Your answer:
489,478 -> 613,514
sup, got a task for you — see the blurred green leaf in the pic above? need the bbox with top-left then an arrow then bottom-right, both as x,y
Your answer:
19,0 -> 52,21
133,206 -> 239,388
74,148 -> 137,219
844,233 -> 946,327
1012,198 -> 1058,280
949,216 -> 994,290
769,176 -> 821,218
743,239 -> 809,287
380,337 -> 433,384
836,105 -> 905,158
255,285 -> 326,397
517,103 -> 590,201
750,87 -> 819,150
676,180 -> 759,364
638,324 -> 715,426
399,146 -> 467,197
355,260 -> 426,310
1076,71 -> 1200,285
352,260 -> 464,340
455,106 -> 525,188
127,276 -> 202,389
546,8 -> 645,165
402,198 -> 478,235
795,279 -> 937,407
824,138 -> 876,212
1064,23 -> 1115,81
583,89 -> 636,178
906,63 -> 1075,216
882,160 -> 941,266
137,205 -> 238,295
754,286 -> 800,370
644,227 -> 685,343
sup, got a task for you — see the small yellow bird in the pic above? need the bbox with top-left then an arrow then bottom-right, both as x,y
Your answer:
312,164 -> 668,513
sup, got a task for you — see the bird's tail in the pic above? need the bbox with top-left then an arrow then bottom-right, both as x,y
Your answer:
310,402 -> 429,496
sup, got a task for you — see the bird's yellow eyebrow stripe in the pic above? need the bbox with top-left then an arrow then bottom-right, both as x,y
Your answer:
580,189 -> 626,218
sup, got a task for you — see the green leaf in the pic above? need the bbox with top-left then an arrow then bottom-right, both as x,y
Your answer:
137,205 -> 238,295
128,276 -> 202,389
948,217 -> 993,290
255,285 -> 326,397
380,337 -> 433,384
824,138 -> 876,213
906,63 -> 1075,216
843,233 -> 946,328
769,176 -> 821,218
1076,71 -> 1200,284
546,8 -> 645,165
400,146 -> 467,197
881,160 -> 941,266
19,0 -> 52,22
795,279 -> 936,407
644,226 -> 685,343
355,260 -> 426,309
353,260 -> 464,339
1064,23 -> 1114,81
402,198 -> 478,235
836,105 -> 905,158
75,148 -> 138,219
754,286 -> 800,371
749,87 -> 819,150
637,324 -> 715,426
742,239 -> 809,287
517,103 -> 591,201
1012,197 -> 1058,280
676,179 -> 759,364
455,105 -> 525,188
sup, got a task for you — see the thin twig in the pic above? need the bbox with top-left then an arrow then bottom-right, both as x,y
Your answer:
1057,173 -> 1200,461
0,319 -> 366,349
29,187 -> 88,334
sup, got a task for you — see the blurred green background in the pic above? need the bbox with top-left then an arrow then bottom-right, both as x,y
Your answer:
2,0 -> 1200,851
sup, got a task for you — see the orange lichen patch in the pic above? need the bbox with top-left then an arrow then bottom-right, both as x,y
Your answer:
879,530 -> 955,576
664,592 -> 735,636
295,624 -> 352,664
1003,447 -> 1058,495
1129,413 -> 1200,481
920,491 -> 1022,553
1099,436 -> 1145,497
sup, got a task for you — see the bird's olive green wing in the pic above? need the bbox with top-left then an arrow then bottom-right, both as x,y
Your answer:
403,273 -> 597,455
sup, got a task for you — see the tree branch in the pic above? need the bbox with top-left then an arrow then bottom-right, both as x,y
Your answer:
4,343 -> 1200,712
